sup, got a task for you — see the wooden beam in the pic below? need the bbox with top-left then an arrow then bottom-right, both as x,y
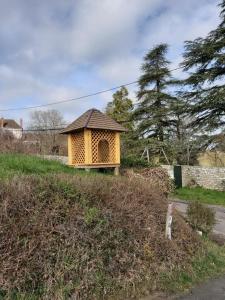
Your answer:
68,134 -> 73,165
72,163 -> 120,168
115,132 -> 120,164
84,129 -> 92,164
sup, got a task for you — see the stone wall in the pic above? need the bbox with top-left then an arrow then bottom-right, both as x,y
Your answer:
161,165 -> 174,179
162,165 -> 225,191
41,155 -> 68,165
182,166 -> 225,191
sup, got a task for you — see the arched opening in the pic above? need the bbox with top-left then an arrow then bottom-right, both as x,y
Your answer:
98,139 -> 110,163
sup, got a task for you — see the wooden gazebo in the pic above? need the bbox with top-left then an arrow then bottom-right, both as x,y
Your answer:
61,109 -> 126,174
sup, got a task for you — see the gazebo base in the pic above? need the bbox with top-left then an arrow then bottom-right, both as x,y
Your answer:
69,163 -> 120,175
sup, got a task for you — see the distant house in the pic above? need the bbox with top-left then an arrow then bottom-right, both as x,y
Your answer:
0,118 -> 23,139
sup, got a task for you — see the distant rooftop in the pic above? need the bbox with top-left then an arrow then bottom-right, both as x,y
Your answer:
61,109 -> 126,134
0,118 -> 22,129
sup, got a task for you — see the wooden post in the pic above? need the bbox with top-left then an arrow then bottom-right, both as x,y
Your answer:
84,129 -> 92,164
115,132 -> 120,164
114,166 -> 119,176
68,134 -> 73,165
165,203 -> 173,240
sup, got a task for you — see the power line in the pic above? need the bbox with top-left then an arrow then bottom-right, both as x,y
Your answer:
0,66 -> 183,112
23,128 -> 66,132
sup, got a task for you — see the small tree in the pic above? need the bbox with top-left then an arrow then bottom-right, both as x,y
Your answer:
134,44 -> 176,141
106,87 -> 135,158
106,86 -> 134,130
29,109 -> 65,154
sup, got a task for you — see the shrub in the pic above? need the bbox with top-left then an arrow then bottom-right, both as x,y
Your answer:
123,167 -> 174,195
0,174 -> 200,299
187,201 -> 216,234
121,155 -> 150,168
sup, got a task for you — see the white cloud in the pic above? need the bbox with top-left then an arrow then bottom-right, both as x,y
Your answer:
0,0 -> 221,125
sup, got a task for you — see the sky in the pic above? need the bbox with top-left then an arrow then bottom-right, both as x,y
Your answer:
0,0 -> 221,128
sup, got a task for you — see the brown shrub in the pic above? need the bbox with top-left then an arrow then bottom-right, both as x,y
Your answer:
187,201 -> 216,234
0,174 -> 200,299
123,167 -> 174,195
0,131 -> 39,155
0,130 -> 67,156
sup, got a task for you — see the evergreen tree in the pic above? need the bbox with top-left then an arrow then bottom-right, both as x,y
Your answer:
105,86 -> 134,130
134,44 -> 176,141
182,0 -> 225,131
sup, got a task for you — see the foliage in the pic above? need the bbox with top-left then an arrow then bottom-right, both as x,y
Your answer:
182,0 -> 225,132
105,86 -> 137,160
174,187 -> 225,206
134,44 -> 178,141
105,86 -> 134,130
187,201 -> 216,234
121,154 -> 150,168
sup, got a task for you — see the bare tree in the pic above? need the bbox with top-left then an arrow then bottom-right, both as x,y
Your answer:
28,110 -> 66,155
29,109 -> 65,130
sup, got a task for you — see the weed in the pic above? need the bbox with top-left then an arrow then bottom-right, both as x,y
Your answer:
187,201 -> 216,234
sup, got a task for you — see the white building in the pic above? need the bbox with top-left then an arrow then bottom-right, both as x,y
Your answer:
0,118 -> 23,139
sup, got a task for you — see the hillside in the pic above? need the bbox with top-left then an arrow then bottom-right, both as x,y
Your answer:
0,154 -> 224,299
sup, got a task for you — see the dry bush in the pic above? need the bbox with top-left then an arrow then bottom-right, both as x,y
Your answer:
24,132 -> 67,156
187,201 -> 216,234
0,131 -> 39,155
123,167 -> 174,195
0,130 -> 67,156
0,174 -> 200,299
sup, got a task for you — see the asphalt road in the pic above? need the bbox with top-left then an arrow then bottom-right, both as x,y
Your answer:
143,200 -> 225,300
178,275 -> 225,300
173,200 -> 225,237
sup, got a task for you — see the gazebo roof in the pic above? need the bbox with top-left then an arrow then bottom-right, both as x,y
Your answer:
61,108 -> 127,134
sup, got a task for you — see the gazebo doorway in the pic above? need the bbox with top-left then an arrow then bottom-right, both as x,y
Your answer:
98,139 -> 110,163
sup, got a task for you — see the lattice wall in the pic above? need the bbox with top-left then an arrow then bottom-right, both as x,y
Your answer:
71,132 -> 85,164
91,130 -> 116,163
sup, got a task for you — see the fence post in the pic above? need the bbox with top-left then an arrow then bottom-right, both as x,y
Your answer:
165,203 -> 173,240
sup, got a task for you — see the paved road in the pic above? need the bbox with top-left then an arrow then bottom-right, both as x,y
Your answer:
173,200 -> 225,237
142,275 -> 225,300
143,201 -> 225,300
178,275 -> 225,300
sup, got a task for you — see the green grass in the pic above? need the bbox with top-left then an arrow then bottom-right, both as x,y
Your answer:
174,187 -> 225,206
160,239 -> 225,293
0,153 -> 80,179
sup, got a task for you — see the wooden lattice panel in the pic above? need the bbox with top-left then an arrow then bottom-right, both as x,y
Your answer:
71,132 -> 85,164
91,130 -> 116,163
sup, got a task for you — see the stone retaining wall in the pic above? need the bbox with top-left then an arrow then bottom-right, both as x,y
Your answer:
41,155 -> 68,165
162,165 -> 225,191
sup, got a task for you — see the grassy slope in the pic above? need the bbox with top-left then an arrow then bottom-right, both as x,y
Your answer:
174,187 -> 225,206
0,153 -> 79,178
160,239 -> 225,293
0,153 -> 225,298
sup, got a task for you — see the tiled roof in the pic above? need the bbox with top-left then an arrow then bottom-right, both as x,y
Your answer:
1,119 -> 21,129
61,109 -> 126,134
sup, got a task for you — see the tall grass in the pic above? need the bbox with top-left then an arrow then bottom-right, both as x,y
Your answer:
0,153 -> 79,178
